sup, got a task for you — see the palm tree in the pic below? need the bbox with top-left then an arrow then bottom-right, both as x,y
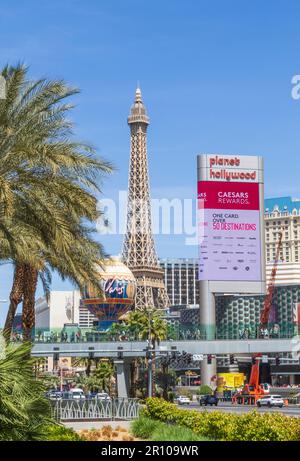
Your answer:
33,356 -> 47,377
73,374 -> 90,393
0,64 -> 113,341
0,337 -> 53,440
72,356 -> 96,377
107,321 -> 129,341
88,360 -> 115,393
42,374 -> 60,391
125,308 -> 168,396
125,308 -> 167,346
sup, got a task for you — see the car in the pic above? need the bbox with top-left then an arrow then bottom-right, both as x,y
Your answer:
199,394 -> 218,406
68,388 -> 86,400
256,395 -> 284,408
174,395 -> 191,405
48,391 -> 63,401
95,392 -> 111,401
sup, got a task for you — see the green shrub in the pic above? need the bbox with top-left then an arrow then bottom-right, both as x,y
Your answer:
45,424 -> 84,441
151,423 -> 209,441
131,417 -> 160,439
176,388 -> 193,400
145,398 -> 300,441
168,391 -> 175,402
196,385 -> 213,395
131,417 -> 209,441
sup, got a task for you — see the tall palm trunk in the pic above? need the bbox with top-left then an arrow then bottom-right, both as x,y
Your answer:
86,358 -> 92,377
3,264 -> 25,341
22,265 -> 38,342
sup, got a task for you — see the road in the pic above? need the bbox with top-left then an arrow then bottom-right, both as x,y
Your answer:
177,401 -> 300,417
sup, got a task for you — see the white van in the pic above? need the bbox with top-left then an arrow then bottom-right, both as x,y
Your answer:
69,388 -> 85,400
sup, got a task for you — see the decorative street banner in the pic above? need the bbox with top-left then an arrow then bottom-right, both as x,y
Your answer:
198,180 -> 261,281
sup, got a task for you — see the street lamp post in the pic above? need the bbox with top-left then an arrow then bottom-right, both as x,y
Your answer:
147,308 -> 154,398
147,353 -> 153,398
146,307 -> 168,398
60,367 -> 63,392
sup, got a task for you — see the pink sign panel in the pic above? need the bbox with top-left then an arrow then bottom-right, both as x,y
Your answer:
197,181 -> 259,210
198,181 -> 261,281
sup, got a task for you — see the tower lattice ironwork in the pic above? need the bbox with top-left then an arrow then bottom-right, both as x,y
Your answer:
122,88 -> 170,309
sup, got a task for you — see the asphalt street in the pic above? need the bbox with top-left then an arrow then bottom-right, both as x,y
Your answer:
176,401 -> 300,417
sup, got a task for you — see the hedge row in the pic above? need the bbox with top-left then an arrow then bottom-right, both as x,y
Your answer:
45,424 -> 84,441
144,398 -> 300,441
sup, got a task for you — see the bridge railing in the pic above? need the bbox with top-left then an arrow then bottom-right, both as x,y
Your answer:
9,322 -> 299,343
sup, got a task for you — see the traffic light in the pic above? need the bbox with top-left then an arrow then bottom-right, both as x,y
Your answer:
145,350 -> 151,359
89,351 -> 94,359
275,356 -> 280,366
252,356 -> 256,365
230,354 -> 235,365
207,354 -> 212,364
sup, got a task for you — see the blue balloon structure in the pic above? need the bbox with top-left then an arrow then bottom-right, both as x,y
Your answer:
82,258 -> 136,331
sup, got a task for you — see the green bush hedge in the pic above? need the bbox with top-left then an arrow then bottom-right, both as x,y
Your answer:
131,416 -> 209,441
131,417 -> 160,439
196,385 -> 213,395
144,398 -> 300,441
45,424 -> 84,441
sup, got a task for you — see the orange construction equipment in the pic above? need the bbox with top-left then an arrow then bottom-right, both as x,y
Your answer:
232,355 -> 270,405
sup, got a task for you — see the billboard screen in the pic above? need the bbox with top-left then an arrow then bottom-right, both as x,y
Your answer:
198,155 -> 263,283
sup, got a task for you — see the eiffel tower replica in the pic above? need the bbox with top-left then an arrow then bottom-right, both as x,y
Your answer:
122,87 -> 170,309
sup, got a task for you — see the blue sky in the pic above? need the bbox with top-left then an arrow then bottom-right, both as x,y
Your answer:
1,0 -> 300,324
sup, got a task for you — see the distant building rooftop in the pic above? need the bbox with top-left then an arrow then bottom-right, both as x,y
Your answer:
265,196 -> 300,214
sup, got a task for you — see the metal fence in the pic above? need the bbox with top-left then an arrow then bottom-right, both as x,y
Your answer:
50,398 -> 139,421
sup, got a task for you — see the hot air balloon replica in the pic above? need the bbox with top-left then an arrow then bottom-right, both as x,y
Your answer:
82,257 -> 136,332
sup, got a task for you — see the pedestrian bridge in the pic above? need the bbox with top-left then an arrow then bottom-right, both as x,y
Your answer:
32,338 -> 299,358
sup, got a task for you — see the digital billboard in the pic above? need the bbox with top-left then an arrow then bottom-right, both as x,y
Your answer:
198,181 -> 261,281
197,154 -> 265,289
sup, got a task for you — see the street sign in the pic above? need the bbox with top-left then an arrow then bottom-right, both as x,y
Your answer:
192,354 -> 204,362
